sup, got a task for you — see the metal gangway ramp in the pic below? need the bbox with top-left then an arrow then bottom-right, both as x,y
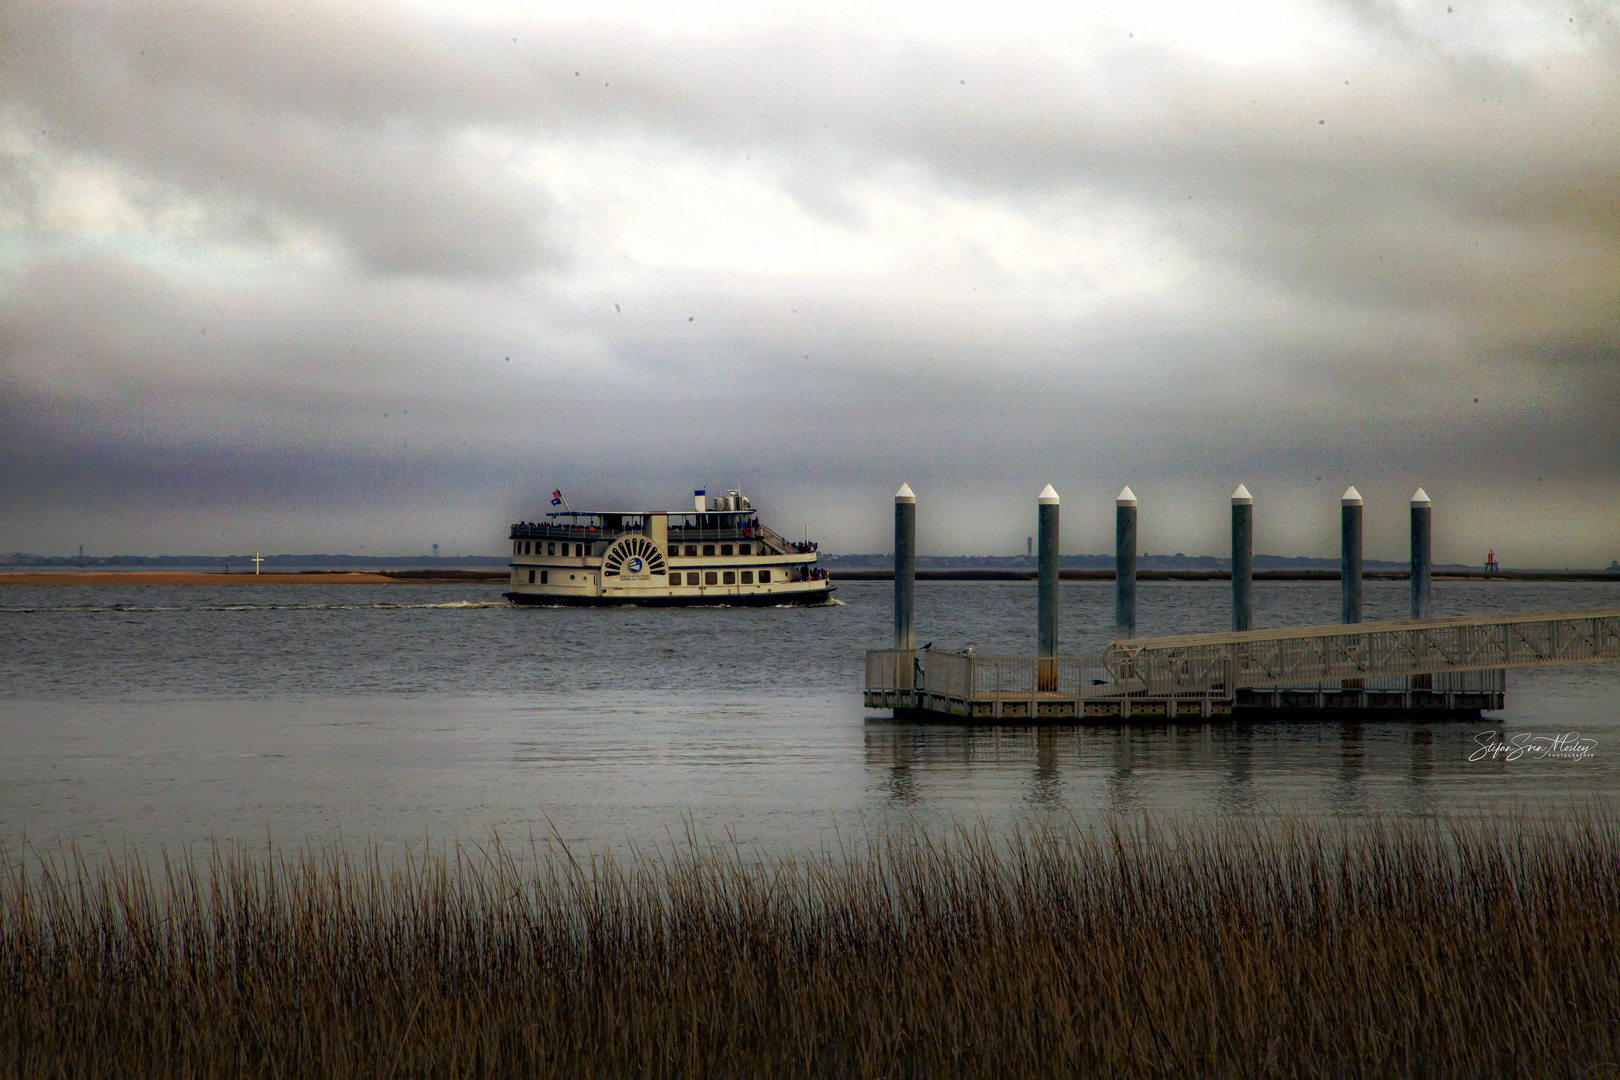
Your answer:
865,608 -> 1620,721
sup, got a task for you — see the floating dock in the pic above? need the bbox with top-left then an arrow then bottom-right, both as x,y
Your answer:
866,481 -> 1620,723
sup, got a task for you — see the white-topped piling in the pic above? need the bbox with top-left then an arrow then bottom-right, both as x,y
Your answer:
1411,487 -> 1432,620
1231,484 -> 1253,632
1115,486 -> 1137,640
894,483 -> 916,650
1341,485 -> 1363,624
1037,485 -> 1059,660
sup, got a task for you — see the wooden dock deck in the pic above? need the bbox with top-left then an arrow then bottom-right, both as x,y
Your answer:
865,608 -> 1620,721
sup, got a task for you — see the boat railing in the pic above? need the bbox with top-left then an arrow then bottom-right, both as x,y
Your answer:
511,518 -> 820,555
666,524 -> 817,556
511,522 -> 637,541
750,522 -> 821,556
666,527 -> 763,543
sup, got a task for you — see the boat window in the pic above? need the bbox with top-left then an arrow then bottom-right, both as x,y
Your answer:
548,542 -> 555,555
741,571 -> 754,584
723,571 -> 735,585
758,570 -> 770,583
685,545 -> 697,556
687,572 -> 699,586
575,544 -> 584,557
528,570 -> 535,583
739,544 -> 751,555
541,571 -> 548,584
513,541 -> 520,555
703,545 -> 715,557
705,571 -> 718,585
720,545 -> 733,556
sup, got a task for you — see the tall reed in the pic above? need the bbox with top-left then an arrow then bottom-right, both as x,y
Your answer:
3,815 -> 1617,1077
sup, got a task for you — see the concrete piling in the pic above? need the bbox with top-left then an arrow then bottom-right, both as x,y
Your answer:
1231,484 -> 1253,632
1411,487 -> 1432,620
1116,486 -> 1137,640
894,483 -> 916,650
1037,485 -> 1059,657
1038,485 -> 1059,691
1341,486 -> 1363,624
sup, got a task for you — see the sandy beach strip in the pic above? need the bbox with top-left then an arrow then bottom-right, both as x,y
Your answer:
1,571 -> 428,585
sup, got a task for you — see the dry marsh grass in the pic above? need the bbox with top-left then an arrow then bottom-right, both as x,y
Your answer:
3,816 -> 1618,1077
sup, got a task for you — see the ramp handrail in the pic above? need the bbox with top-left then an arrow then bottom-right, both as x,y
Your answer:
1106,608 -> 1620,690
867,609 -> 1620,701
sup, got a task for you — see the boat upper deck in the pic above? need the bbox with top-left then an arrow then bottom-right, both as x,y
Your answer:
509,511 -> 819,556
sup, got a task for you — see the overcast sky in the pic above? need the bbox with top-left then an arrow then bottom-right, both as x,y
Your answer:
2,0 -> 1617,565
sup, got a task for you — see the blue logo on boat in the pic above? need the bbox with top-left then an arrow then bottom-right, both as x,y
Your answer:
627,556 -> 644,573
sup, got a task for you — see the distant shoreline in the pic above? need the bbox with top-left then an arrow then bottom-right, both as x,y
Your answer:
829,569 -> 1620,583
0,570 -> 508,586
3,568 -> 1616,585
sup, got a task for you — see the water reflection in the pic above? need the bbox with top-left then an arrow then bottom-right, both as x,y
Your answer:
1217,723 -> 1254,816
1335,724 -> 1366,815
860,715 -> 1588,819
885,726 -> 919,805
1031,730 -> 1060,807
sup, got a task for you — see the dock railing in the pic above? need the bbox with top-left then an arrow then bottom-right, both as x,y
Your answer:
866,649 -> 918,694
865,649 -> 1228,702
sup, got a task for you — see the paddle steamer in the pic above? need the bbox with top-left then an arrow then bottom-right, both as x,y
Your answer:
504,489 -> 833,606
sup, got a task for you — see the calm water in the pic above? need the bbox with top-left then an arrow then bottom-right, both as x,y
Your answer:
2,579 -> 1617,856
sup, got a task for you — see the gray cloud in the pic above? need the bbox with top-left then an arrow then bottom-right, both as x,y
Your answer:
3,1 -> 560,275
6,0 -> 1616,312
1,0 -> 1617,564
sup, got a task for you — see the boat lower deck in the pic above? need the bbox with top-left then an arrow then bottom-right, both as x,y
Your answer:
506,585 -> 835,607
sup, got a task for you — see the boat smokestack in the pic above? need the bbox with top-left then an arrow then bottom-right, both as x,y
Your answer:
694,489 -> 706,513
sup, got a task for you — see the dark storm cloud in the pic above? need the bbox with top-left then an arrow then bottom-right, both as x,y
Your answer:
1,0 -> 1617,560
4,0 -> 1616,327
